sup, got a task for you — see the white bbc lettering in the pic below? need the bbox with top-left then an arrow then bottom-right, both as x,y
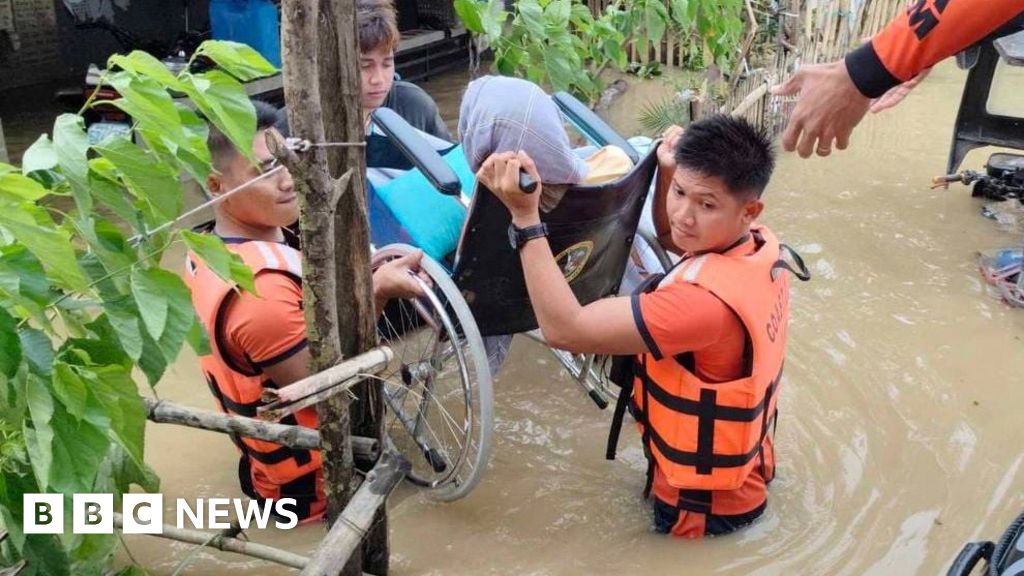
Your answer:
274,499 -> 299,529
233,498 -> 274,530
207,497 -> 232,529
177,498 -> 204,529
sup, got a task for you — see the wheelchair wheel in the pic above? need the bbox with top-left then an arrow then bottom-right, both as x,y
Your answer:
371,244 -> 493,501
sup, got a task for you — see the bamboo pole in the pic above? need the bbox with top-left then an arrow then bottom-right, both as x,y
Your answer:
730,81 -> 769,118
258,347 -> 393,418
0,561 -> 26,576
142,398 -> 380,461
113,513 -> 309,570
299,451 -> 410,576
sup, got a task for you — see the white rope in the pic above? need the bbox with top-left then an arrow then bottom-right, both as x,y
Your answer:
127,165 -> 286,246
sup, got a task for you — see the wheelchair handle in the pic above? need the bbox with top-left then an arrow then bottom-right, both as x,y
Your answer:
518,170 -> 538,194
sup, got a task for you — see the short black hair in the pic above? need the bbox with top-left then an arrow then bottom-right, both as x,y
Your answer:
674,115 -> 775,199
207,99 -> 281,168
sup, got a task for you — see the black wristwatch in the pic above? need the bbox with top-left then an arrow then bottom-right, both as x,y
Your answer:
508,222 -> 548,251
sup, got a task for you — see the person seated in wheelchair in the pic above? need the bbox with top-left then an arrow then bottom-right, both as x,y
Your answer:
185,99 -> 427,524
459,75 -> 635,201
477,115 -> 805,538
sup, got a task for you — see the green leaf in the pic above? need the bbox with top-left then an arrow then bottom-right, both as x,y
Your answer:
180,69 -> 258,164
78,366 -> 147,480
545,0 -> 571,27
136,329 -> 167,386
18,328 -> 53,377
454,0 -> 486,33
59,336 -> 130,368
21,134 -> 57,174
88,163 -> 140,229
52,363 -> 87,420
23,375 -> 54,489
0,171 -> 49,202
195,40 -> 278,82
519,0 -> 545,37
137,106 -> 212,186
81,315 -> 132,367
108,50 -> 183,90
156,272 -> 193,366
645,2 -> 668,43
670,0 -> 691,27
107,72 -> 185,143
102,297 -> 143,362
181,230 -> 257,293
0,471 -> 73,576
130,267 -> 170,341
53,114 -> 92,215
0,209 -> 88,291
0,307 -> 22,378
43,400 -> 110,495
77,218 -> 135,275
94,136 -> 183,226
0,243 -> 50,305
186,315 -> 211,356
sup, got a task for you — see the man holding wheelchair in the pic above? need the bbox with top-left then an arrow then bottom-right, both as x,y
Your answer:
184,100 -> 427,524
478,115 -> 807,538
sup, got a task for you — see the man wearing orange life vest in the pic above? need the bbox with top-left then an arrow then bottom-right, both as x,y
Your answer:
185,100 -> 425,523
478,115 -> 808,538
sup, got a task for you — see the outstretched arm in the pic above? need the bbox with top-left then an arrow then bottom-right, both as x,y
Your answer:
772,0 -> 1024,158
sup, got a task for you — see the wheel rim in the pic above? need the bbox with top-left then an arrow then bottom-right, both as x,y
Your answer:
372,245 -> 492,500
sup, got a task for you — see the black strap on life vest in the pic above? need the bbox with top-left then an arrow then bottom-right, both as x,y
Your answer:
606,272 -> 665,463
203,373 -> 314,468
772,243 -> 812,282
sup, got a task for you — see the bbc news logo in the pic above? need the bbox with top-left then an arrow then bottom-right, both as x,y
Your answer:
24,494 -> 300,534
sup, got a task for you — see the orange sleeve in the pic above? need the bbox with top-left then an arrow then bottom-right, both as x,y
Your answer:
221,270 -> 308,370
633,280 -> 735,360
845,0 -> 1024,97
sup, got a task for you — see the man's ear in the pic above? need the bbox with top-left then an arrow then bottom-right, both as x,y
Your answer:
207,172 -> 223,196
742,198 -> 764,224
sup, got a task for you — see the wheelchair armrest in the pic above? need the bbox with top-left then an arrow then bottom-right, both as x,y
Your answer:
552,91 -> 640,164
370,107 -> 462,196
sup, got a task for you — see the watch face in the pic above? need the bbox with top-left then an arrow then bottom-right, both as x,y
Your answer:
508,223 -> 518,250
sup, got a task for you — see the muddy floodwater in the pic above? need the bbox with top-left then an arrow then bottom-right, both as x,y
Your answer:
120,60 -> 1024,575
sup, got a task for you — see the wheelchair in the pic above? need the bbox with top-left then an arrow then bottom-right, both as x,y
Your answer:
366,93 -> 670,501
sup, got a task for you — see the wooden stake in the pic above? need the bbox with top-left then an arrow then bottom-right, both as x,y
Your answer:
257,347 -> 393,420
142,398 -> 380,461
299,451 -> 410,576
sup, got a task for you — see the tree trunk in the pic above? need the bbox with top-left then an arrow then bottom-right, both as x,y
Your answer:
280,0 -> 386,574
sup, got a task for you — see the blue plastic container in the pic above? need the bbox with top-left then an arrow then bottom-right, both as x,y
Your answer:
209,0 -> 282,68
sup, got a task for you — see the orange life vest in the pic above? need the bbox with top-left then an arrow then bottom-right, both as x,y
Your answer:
184,238 -> 325,521
609,226 -> 809,495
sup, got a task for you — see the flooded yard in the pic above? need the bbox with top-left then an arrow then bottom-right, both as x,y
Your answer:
122,60 -> 1024,575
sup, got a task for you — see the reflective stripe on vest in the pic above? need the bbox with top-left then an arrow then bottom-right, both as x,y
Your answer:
634,225 -> 791,491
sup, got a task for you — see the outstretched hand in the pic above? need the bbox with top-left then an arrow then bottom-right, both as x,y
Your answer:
771,61 -> 871,158
373,250 -> 429,304
476,151 -> 543,226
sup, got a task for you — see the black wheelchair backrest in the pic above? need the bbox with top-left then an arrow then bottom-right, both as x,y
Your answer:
452,148 -> 659,336
370,107 -> 462,196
